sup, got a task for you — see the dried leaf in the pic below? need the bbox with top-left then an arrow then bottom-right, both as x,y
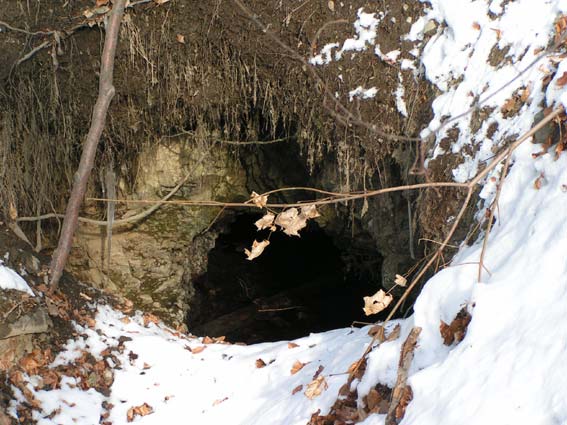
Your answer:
501,96 -> 517,114
176,34 -> 185,44
363,290 -> 393,315
491,27 -> 502,40
256,359 -> 267,368
366,388 -> 381,411
154,0 -> 171,4
440,307 -> 472,345
126,403 -> 153,422
304,376 -> 328,399
312,365 -> 324,379
292,385 -> 303,395
395,386 -> 413,420
327,0 -> 335,12
534,173 -> 545,190
202,336 -> 214,344
555,141 -> 565,159
386,324 -> 401,342
19,356 -> 40,375
368,325 -> 385,341
347,359 -> 363,374
213,397 -> 228,406
142,313 -> 160,327
275,208 -> 308,236
290,360 -> 306,375
556,71 -> 567,87
300,205 -> 320,219
244,239 -> 270,260
287,342 -> 299,349
439,320 -> 454,345
394,274 -> 407,287
250,191 -> 268,208
254,213 -> 275,230
338,383 -> 350,396
472,22 -> 480,30
520,85 -> 531,102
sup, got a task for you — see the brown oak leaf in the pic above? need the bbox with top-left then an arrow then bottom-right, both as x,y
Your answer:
290,360 -> 306,375
244,240 -> 270,260
363,290 -> 393,315
305,376 -> 328,399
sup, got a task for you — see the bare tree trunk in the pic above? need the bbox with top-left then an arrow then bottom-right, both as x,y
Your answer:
49,0 -> 127,289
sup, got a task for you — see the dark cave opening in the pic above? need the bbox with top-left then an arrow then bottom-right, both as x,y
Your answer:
187,213 -> 384,344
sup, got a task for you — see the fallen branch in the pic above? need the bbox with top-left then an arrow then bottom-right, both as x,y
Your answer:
49,0 -> 127,289
385,327 -> 421,425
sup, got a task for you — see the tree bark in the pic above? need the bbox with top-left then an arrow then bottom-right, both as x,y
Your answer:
49,0 -> 127,289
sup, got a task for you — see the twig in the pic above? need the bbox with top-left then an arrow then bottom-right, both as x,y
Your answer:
2,300 -> 25,320
350,320 -> 374,327
17,181 -> 469,225
257,306 -> 301,312
311,19 -> 349,52
202,206 -> 227,234
477,153 -> 511,281
0,20 -> 54,36
81,181 -> 466,210
418,237 -> 459,248
162,130 -> 291,145
15,40 -> 51,67
449,261 -> 492,276
19,160 -> 200,227
49,0 -> 127,289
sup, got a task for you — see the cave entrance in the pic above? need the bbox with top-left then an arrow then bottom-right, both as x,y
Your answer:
187,213 -> 383,344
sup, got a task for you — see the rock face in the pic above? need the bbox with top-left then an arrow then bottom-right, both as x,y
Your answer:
68,141 -> 248,326
0,302 -> 51,370
0,232 -> 52,369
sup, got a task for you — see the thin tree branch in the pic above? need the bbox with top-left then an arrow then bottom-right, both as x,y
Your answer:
477,154 -> 511,281
49,0 -> 127,289
0,20 -> 54,36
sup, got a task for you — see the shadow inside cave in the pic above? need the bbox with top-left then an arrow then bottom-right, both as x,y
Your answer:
187,213 -> 384,344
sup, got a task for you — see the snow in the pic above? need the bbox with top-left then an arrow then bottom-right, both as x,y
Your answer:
310,8 -> 383,65
0,264 -> 34,295
8,0 -> 567,424
395,74 -> 408,117
349,86 -> 378,101
12,306 -> 390,424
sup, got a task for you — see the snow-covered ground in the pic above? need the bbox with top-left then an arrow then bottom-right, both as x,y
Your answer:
5,0 -> 567,423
